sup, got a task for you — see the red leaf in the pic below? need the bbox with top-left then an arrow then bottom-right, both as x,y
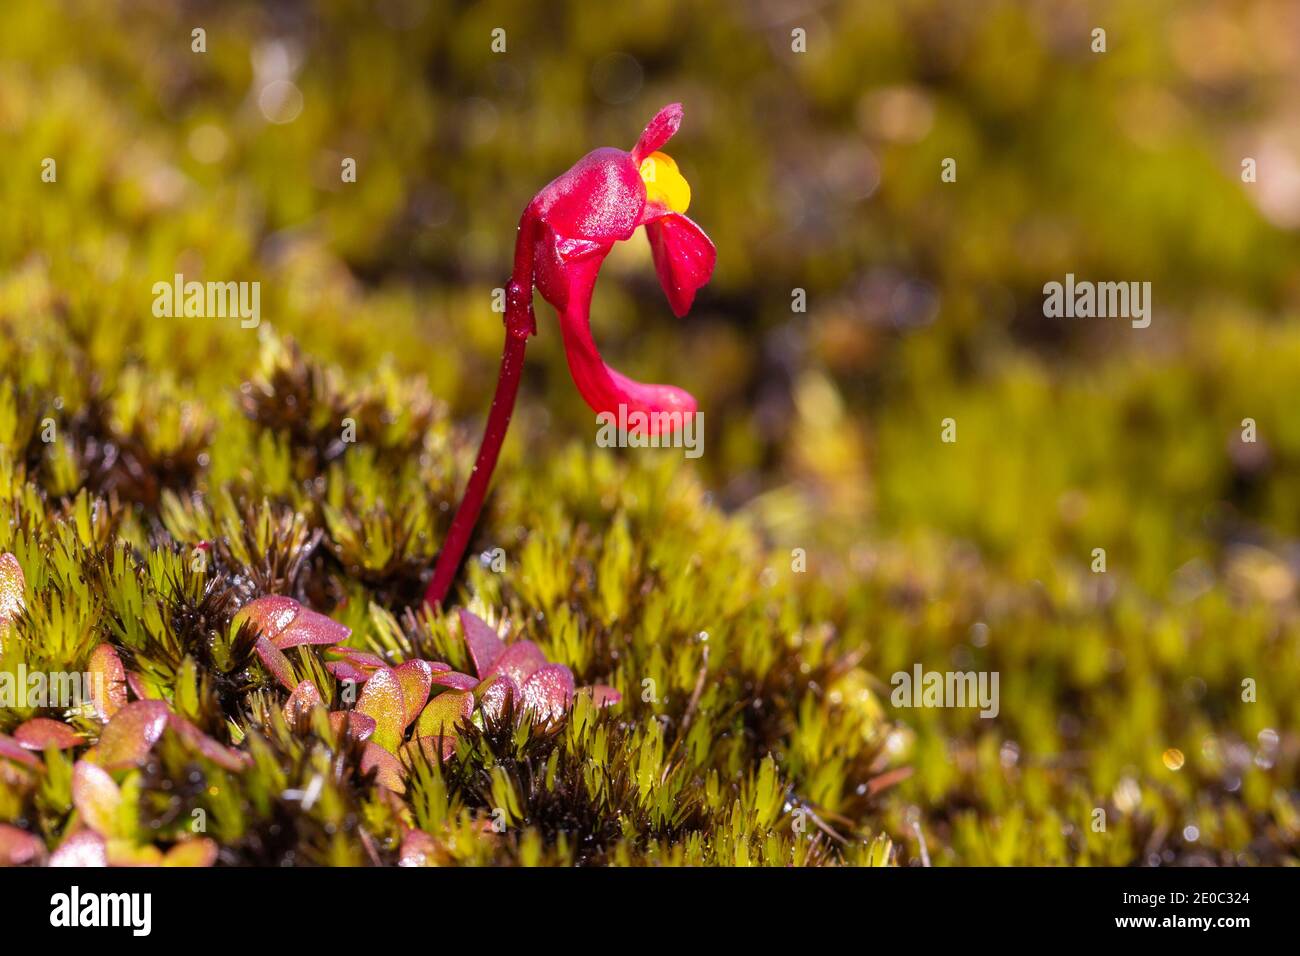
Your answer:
274,607 -> 351,650
49,829 -> 107,868
325,659 -> 370,684
430,670 -> 479,691
0,823 -> 44,866
87,643 -> 127,720
72,760 -> 122,836
236,595 -> 301,641
283,679 -> 324,725
477,674 -> 518,721
327,647 -> 387,669
459,609 -> 505,678
163,838 -> 219,867
255,636 -> 296,690
485,641 -> 547,687
96,700 -> 169,770
0,552 -> 25,645
522,664 -> 575,722
168,715 -> 249,772
0,733 -> 41,769
328,711 -> 376,742
356,668 -> 406,752
360,742 -> 406,793
398,829 -> 437,867
393,660 -> 434,728
414,690 -> 473,759
14,718 -> 81,750
582,684 -> 623,708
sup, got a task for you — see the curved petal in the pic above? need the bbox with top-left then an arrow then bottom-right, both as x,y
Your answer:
550,250 -> 697,435
645,212 -> 716,318
530,147 -> 644,244
631,103 -> 683,165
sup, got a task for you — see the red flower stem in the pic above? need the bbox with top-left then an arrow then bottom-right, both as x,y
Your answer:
425,213 -> 538,608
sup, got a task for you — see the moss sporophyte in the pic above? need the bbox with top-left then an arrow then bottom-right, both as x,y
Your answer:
423,103 -> 717,608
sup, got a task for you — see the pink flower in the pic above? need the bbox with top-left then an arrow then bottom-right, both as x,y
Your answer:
425,104 -> 715,607
518,103 -> 716,432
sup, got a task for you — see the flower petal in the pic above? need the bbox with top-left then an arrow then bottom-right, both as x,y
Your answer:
393,660 -> 434,728
552,251 -> 698,435
14,718 -> 81,750
631,103 -> 684,165
0,823 -> 44,866
355,668 -> 406,752
521,664 -> 576,722
49,829 -> 107,867
531,147 -> 644,244
485,641 -> 549,687
645,212 -> 716,318
72,760 -> 122,836
88,643 -> 128,720
459,609 -> 506,679
96,700 -> 170,770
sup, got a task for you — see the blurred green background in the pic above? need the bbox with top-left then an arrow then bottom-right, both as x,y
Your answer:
2,0 -> 1298,863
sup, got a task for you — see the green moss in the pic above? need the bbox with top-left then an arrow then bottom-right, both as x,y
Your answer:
2,0 -> 1298,867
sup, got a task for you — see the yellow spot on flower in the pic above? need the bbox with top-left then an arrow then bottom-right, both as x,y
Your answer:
1162,748 -> 1184,771
639,151 -> 690,213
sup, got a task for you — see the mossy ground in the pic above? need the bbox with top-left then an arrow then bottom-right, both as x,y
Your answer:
2,1 -> 1298,865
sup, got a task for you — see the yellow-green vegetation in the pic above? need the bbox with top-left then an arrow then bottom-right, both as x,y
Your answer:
1,1 -> 1298,865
